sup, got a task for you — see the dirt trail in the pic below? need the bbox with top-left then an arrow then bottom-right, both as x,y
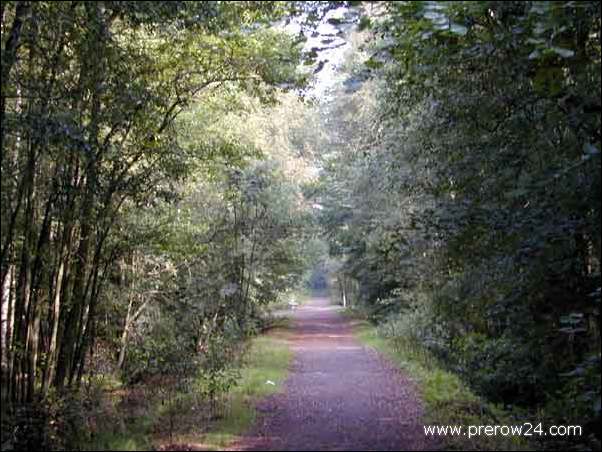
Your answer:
234,296 -> 437,451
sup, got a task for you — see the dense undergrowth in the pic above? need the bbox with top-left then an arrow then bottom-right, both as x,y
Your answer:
347,312 -> 527,451
2,2 -> 600,450
346,303 -> 599,451
0,319 -> 292,451
318,2 -> 601,450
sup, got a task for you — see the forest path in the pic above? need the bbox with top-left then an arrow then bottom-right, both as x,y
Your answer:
233,296 -> 436,451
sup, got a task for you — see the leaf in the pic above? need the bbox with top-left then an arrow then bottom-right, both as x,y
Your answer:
506,188 -> 529,198
365,57 -> 384,70
530,2 -> 551,15
424,11 -> 447,22
551,47 -> 575,58
450,23 -> 468,36
584,142 -> 600,156
560,313 -> 584,323
533,66 -> 563,96
423,1 -> 448,12
358,16 -> 371,31
559,367 -> 586,377
527,38 -> 546,44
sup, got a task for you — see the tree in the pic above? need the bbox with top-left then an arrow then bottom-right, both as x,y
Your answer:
315,0 -> 600,443
0,0 -> 305,404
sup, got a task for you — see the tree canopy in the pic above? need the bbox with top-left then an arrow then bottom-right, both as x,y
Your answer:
1,1 -> 600,450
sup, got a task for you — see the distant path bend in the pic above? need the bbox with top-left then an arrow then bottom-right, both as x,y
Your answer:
235,296 -> 437,451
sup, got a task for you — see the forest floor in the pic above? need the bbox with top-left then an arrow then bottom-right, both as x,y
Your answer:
230,296 -> 438,451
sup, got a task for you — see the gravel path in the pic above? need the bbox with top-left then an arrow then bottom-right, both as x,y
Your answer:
235,296 -> 438,451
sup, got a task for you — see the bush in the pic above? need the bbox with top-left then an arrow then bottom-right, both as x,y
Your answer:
9,390 -> 91,451
123,315 -> 198,385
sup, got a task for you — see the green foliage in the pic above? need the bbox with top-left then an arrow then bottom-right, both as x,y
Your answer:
201,334 -> 292,449
316,0 -> 601,448
122,316 -> 197,384
0,0 -> 310,405
0,1 -> 330,448
355,322 -> 528,451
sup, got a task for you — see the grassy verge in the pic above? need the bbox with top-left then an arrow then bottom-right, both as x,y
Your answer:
199,332 -> 292,449
47,374 -> 155,452
352,320 -> 531,451
148,330 -> 292,450
79,327 -> 292,451
85,414 -> 154,451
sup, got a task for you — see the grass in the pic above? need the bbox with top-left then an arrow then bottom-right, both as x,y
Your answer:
79,326 -> 292,451
172,331 -> 293,450
76,382 -> 155,451
353,320 -> 531,451
85,415 -> 153,451
196,333 -> 292,449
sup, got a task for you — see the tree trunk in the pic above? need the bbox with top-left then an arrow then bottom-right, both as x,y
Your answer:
1,264 -> 14,400
1,1 -> 30,166
117,300 -> 132,371
42,259 -> 64,395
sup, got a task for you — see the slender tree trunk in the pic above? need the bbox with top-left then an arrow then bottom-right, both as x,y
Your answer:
55,1 -> 107,389
0,263 -> 10,364
117,296 -> 133,370
117,254 -> 135,370
11,135 -> 37,403
1,264 -> 13,400
1,1 -> 30,167
4,265 -> 15,404
42,259 -> 64,395
55,218 -> 92,389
